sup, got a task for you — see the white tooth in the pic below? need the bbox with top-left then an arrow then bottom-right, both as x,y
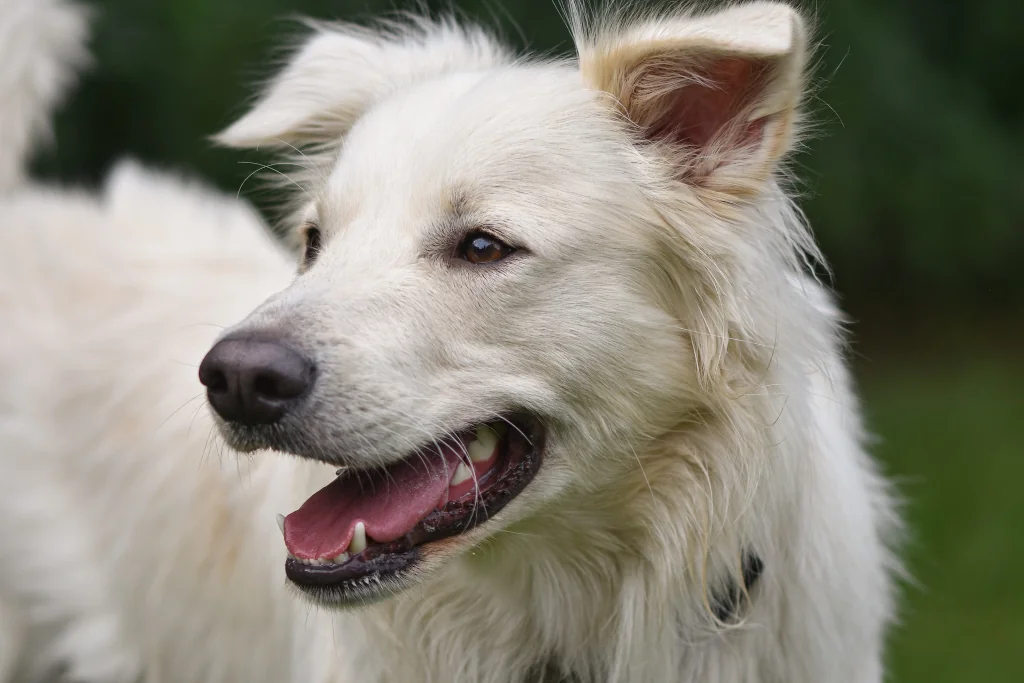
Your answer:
276,514 -> 285,535
349,522 -> 367,554
333,552 -> 350,564
449,462 -> 473,486
469,425 -> 498,462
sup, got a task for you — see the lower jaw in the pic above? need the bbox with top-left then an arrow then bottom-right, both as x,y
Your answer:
284,416 -> 544,604
285,549 -> 420,606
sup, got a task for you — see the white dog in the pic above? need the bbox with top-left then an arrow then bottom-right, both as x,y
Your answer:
0,1 -> 900,682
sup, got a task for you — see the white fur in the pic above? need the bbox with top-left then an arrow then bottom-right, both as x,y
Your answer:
0,2 -> 899,682
0,0 -> 88,191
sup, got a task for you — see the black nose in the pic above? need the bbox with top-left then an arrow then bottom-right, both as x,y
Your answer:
198,335 -> 315,425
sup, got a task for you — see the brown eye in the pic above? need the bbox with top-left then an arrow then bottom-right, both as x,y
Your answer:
303,226 -> 322,265
456,232 -> 515,264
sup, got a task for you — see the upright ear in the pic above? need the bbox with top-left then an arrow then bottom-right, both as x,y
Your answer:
577,2 -> 807,198
216,19 -> 507,149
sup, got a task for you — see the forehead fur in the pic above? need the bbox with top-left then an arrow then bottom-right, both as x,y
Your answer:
334,68 -> 600,187
315,66 -> 652,242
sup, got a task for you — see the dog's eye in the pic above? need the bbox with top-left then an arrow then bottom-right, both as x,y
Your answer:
456,232 -> 514,264
303,226 -> 322,266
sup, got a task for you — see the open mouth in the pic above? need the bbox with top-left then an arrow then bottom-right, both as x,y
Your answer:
280,415 -> 544,603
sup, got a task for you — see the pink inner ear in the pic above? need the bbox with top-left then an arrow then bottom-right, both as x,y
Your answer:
648,57 -> 769,151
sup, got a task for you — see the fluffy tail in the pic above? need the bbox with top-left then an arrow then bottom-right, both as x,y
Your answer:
0,0 -> 89,191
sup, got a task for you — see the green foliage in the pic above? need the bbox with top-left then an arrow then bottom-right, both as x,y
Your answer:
860,351 -> 1024,681
33,0 -> 1024,312
801,0 -> 1024,311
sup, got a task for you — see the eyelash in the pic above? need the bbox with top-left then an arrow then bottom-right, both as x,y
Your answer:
303,226 -> 322,266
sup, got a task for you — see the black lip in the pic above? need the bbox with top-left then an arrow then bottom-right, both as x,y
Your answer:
286,548 -> 419,585
285,415 -> 545,601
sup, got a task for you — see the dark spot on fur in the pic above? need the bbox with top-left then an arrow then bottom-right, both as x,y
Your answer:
711,550 -> 764,623
523,661 -> 580,682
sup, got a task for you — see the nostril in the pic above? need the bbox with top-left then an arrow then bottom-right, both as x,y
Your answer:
198,352 -> 230,393
252,366 -> 311,401
204,369 -> 229,393
252,374 -> 278,399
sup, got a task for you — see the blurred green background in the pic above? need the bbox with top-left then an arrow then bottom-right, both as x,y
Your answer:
31,0 -> 1024,680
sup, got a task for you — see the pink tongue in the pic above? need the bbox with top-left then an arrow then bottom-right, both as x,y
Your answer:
283,447 -> 463,560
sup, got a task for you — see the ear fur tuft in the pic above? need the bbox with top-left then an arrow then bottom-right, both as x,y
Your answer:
215,17 -> 509,149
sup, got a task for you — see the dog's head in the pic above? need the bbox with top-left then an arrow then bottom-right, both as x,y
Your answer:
201,2 -> 809,605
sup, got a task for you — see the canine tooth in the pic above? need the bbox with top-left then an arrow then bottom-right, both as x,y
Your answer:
276,514 -> 285,535
349,522 -> 367,554
468,426 -> 498,462
333,552 -> 350,564
450,462 -> 473,486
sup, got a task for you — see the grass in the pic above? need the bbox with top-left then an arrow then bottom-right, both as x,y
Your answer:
857,349 -> 1024,682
